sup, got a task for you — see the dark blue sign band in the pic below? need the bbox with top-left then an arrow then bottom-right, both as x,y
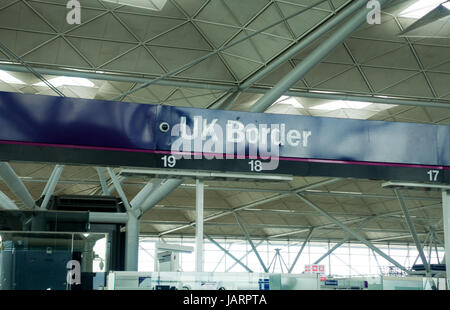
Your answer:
0,91 -> 448,182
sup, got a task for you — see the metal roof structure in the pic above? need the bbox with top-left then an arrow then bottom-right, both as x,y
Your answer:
0,0 -> 449,247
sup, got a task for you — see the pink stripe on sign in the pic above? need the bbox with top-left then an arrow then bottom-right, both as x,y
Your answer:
0,140 -> 448,170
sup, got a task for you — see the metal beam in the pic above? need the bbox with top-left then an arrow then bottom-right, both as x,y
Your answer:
107,175 -> 125,195
442,190 -> 450,288
234,212 -> 268,273
394,190 -> 430,271
153,204 -> 441,222
288,228 -> 313,273
40,165 -> 64,209
315,237 -> 349,265
130,179 -> 162,210
210,91 -> 241,110
136,179 -> 183,218
125,212 -> 139,271
0,42 -> 64,97
96,167 -> 110,196
106,168 -> 132,212
226,240 -> 265,272
231,0 -> 370,103
371,232 -> 431,243
296,193 -> 410,274
0,190 -> 18,210
89,212 -> 128,224
158,178 -> 340,236
394,189 -> 436,289
313,218 -> 373,264
0,162 -> 35,209
111,0 -> 329,100
205,235 -> 253,273
249,0 -> 390,113
142,219 -> 437,235
0,64 -> 232,92
10,178 -> 443,202
383,182 -> 450,191
2,63 -> 450,109
195,179 -> 204,272
269,203 -> 441,239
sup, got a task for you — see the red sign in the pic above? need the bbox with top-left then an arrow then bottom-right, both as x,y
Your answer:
304,264 -> 325,275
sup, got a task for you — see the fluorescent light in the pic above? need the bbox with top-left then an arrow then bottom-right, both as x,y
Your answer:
0,70 -> 25,84
309,90 -> 340,94
399,0 -> 447,18
101,0 -> 167,10
311,101 -> 372,111
276,96 -> 303,108
34,77 -> 94,88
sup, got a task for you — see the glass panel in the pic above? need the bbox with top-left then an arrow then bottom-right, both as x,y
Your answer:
0,231 -> 107,290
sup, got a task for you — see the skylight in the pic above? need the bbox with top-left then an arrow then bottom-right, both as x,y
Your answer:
101,0 -> 167,10
34,77 -> 95,88
276,96 -> 303,108
311,101 -> 372,111
0,70 -> 25,84
399,0 -> 449,18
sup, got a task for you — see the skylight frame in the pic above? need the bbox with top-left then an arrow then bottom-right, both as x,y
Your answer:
0,70 -> 26,85
399,0 -> 449,18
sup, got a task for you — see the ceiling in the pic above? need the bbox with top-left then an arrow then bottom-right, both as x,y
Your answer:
0,163 -> 444,245
0,0 -> 448,246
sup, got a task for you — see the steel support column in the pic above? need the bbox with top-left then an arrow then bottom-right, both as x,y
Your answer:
297,193 -> 410,274
130,179 -> 162,210
96,167 -> 110,196
395,189 -> 436,289
395,190 -> 430,270
206,235 -> 253,273
136,179 -> 183,217
234,212 -> 268,273
249,0 -> 390,113
195,179 -> 204,272
107,168 -> 132,212
442,190 -> 450,288
289,228 -> 314,273
125,212 -> 139,271
41,165 -> 64,209
0,162 -> 35,209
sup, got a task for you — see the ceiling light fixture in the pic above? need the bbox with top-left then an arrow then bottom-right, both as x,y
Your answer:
0,70 -> 25,84
101,0 -> 168,10
34,77 -> 95,88
399,0 -> 448,18
311,101 -> 372,111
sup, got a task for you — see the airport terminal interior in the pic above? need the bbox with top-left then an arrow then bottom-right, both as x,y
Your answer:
0,0 -> 449,290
